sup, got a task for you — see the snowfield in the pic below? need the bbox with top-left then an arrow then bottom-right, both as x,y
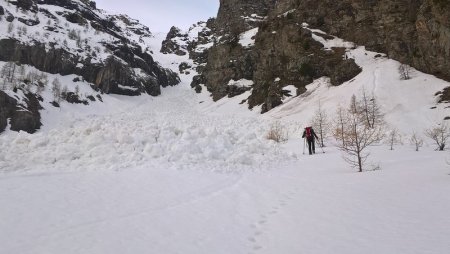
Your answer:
2,23 -> 450,254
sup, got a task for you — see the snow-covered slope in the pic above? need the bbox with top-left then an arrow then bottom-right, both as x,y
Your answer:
179,23 -> 450,134
1,5 -> 450,254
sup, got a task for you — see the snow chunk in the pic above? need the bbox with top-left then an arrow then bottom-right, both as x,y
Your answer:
118,84 -> 138,91
239,28 -> 259,48
282,85 -> 297,103
196,42 -> 214,53
278,9 -> 297,18
227,79 -> 254,88
241,14 -> 266,22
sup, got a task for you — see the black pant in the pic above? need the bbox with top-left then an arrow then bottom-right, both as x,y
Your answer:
307,138 -> 315,155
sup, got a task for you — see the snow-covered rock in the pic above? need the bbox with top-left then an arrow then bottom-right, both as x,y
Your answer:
0,0 -> 181,133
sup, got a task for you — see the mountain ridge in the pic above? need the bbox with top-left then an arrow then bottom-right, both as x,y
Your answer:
0,0 -> 180,133
169,0 -> 450,112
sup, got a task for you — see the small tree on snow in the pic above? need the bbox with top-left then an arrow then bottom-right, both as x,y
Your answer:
410,132 -> 424,152
360,88 -> 384,129
26,70 -> 39,84
51,78 -> 62,103
333,104 -> 347,147
425,122 -> 450,151
334,95 -> 384,172
1,62 -> 18,89
386,128 -> 402,150
311,101 -> 329,147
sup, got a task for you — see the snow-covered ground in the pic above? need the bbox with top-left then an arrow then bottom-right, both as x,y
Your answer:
1,132 -> 450,253
2,23 -> 450,254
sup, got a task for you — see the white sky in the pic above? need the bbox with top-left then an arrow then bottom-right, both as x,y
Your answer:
95,0 -> 220,33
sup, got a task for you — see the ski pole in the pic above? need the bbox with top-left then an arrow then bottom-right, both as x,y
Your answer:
302,138 -> 306,155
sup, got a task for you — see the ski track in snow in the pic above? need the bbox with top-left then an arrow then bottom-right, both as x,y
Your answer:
246,186 -> 300,253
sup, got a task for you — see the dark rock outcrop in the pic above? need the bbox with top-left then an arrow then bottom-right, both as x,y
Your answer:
437,86 -> 450,103
10,92 -> 42,133
0,91 -> 17,132
16,0 -> 38,12
18,17 -> 40,26
0,90 -> 42,134
179,62 -> 192,74
161,26 -> 188,56
64,12 -> 87,25
63,92 -> 89,105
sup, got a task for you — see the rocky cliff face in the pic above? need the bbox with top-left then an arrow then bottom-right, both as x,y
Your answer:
215,0 -> 276,35
0,0 -> 179,96
170,0 -> 450,113
0,0 -> 180,133
276,0 -> 450,81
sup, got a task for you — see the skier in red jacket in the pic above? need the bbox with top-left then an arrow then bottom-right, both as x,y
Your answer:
302,126 -> 319,155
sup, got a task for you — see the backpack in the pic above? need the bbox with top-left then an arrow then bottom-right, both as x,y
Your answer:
305,127 -> 312,139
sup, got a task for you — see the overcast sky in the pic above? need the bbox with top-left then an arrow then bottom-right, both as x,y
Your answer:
95,0 -> 220,33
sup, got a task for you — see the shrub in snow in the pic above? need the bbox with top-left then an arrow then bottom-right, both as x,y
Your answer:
425,122 -> 450,151
410,132 -> 424,151
386,128 -> 403,150
399,63 -> 412,80
266,121 -> 288,143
